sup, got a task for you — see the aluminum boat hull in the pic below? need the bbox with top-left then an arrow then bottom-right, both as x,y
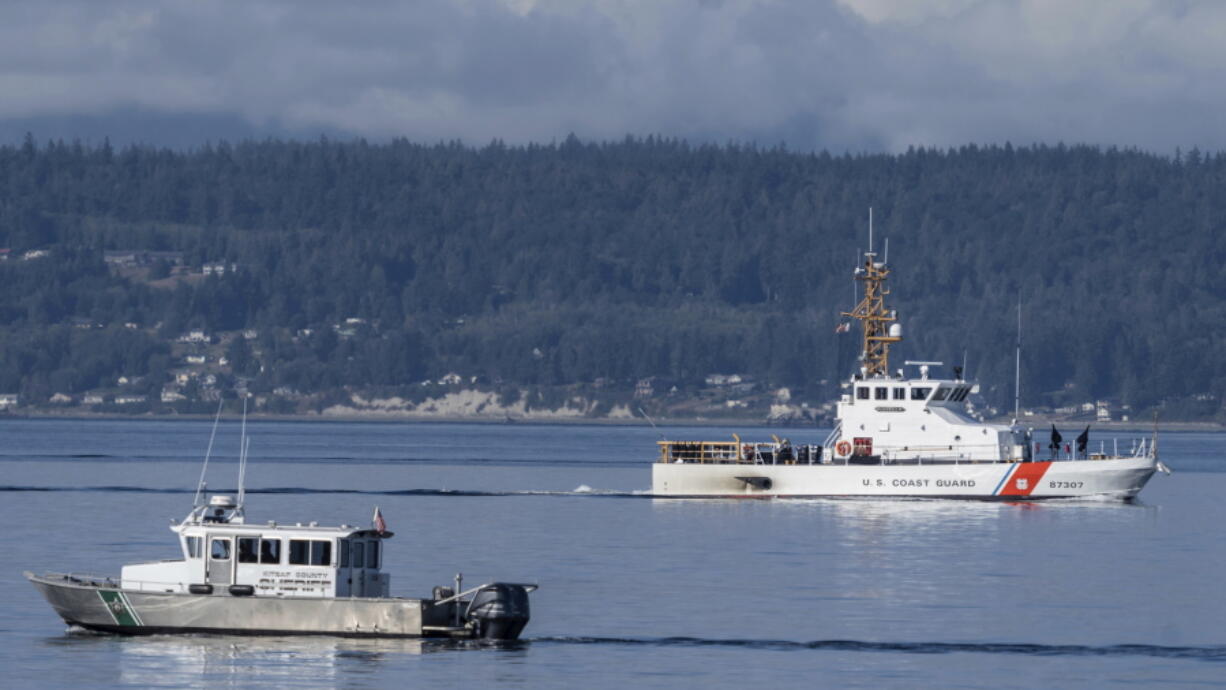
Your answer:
26,572 -> 463,638
651,456 -> 1157,499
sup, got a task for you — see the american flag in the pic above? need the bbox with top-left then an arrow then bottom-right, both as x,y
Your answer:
373,506 -> 387,534
834,322 -> 851,333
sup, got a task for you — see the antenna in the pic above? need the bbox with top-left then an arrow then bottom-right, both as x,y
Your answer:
868,207 -> 874,254
962,349 -> 968,379
884,237 -> 889,265
1014,298 -> 1022,420
239,436 -> 250,508
193,396 -> 225,507
237,395 -> 248,509
638,406 -> 666,441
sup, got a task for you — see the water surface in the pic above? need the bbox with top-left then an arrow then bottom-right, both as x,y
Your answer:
1,419 -> 1222,688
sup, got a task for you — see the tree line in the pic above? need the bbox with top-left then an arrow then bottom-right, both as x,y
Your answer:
0,134 -> 1223,417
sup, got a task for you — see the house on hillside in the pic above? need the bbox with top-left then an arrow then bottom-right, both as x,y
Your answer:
0,393 -> 19,408
103,250 -> 184,268
202,261 -> 236,276
635,377 -> 656,399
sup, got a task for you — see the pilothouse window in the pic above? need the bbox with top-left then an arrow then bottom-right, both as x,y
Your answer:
367,541 -> 380,569
874,387 -> 888,400
289,539 -> 332,566
210,538 -> 231,560
340,540 -> 350,568
352,542 -> 365,569
892,388 -> 906,400
289,540 -> 310,565
910,387 -> 931,401
260,538 -> 281,564
856,387 -> 870,400
238,538 -> 259,563
932,388 -> 949,401
185,536 -> 202,559
310,541 -> 332,567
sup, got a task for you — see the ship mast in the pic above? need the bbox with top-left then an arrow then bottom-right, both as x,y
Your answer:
842,210 -> 901,378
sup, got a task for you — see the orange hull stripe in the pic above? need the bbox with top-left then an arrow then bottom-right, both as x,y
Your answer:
998,461 -> 1052,496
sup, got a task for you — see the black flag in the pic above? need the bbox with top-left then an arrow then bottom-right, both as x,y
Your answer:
1076,425 -> 1090,455
1049,424 -> 1063,451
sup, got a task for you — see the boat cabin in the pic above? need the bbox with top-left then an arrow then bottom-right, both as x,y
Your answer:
120,495 -> 393,598
835,363 -> 1019,463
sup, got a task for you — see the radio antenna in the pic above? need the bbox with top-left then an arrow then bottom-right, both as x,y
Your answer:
1014,298 -> 1022,420
868,207 -> 874,254
638,407 -> 666,441
193,396 -> 225,507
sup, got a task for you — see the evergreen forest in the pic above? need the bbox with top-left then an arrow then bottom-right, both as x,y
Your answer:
0,134 -> 1223,420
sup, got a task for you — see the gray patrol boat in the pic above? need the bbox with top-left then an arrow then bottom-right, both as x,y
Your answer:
26,413 -> 535,640
27,496 -> 534,640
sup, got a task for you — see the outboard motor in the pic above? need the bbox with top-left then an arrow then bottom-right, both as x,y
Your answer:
466,583 -> 531,640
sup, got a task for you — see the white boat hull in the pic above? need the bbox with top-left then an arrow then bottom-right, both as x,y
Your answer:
26,572 -> 532,640
652,456 -> 1157,499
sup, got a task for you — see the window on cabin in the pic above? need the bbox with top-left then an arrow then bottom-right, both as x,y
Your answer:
260,539 -> 281,564
185,536 -> 202,559
951,387 -> 967,402
367,541 -> 379,569
932,388 -> 949,401
892,387 -> 906,400
874,387 -> 888,400
911,387 -> 931,401
238,538 -> 259,563
210,538 -> 231,560
340,540 -> 350,568
289,539 -> 310,565
856,387 -> 870,400
352,541 -> 365,569
310,541 -> 332,567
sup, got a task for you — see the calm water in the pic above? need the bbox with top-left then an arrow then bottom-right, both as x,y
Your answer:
1,418 -> 1224,688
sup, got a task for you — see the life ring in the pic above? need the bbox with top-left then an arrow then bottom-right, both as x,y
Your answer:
835,440 -> 852,456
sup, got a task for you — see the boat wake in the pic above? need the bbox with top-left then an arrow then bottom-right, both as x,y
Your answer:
0,485 -> 648,498
528,635 -> 1226,662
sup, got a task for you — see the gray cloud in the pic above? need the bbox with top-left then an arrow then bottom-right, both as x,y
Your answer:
0,0 -> 1221,152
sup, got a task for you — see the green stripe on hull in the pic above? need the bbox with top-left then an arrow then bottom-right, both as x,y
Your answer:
97,590 -> 141,627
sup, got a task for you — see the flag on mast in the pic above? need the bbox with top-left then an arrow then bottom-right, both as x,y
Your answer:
373,506 -> 387,534
1076,425 -> 1090,454
834,322 -> 851,334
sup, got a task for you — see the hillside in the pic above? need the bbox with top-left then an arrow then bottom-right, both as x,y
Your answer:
0,135 -> 1223,421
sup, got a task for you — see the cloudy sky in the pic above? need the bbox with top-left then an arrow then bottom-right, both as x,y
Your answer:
1,0 -> 1221,152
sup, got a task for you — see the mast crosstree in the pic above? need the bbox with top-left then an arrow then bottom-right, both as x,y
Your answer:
842,249 -> 901,378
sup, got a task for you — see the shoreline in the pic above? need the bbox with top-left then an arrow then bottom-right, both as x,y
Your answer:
1,408 -> 1221,432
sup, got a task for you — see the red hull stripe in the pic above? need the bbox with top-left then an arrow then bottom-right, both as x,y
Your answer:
997,461 -> 1052,496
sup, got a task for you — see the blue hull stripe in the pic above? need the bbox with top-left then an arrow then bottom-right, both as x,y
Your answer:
991,464 -> 1017,496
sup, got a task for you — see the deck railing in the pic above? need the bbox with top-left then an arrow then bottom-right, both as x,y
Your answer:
657,437 -> 1156,466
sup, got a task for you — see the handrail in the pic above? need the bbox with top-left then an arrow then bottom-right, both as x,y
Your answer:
36,572 -> 186,591
431,582 -> 539,607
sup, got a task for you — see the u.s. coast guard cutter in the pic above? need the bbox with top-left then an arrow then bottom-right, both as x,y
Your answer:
652,233 -> 1164,500
26,416 -> 536,640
